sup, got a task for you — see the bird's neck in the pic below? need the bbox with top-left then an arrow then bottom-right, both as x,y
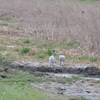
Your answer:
51,51 -> 54,56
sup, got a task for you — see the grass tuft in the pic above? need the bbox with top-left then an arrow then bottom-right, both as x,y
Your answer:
23,39 -> 31,44
19,47 -> 31,54
0,54 -> 11,67
0,16 -> 11,21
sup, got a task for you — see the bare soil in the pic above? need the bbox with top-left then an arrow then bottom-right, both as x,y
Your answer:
1,61 -> 100,100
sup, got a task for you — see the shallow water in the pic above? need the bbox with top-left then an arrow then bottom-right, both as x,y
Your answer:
31,73 -> 100,100
48,73 -> 100,81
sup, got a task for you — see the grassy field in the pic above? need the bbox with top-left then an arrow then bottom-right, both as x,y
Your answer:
0,82 -> 52,100
0,69 -> 89,100
0,0 -> 100,64
0,34 -> 99,65
0,0 -> 100,100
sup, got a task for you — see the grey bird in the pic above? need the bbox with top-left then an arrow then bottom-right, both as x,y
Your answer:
59,55 -> 65,67
49,50 -> 56,67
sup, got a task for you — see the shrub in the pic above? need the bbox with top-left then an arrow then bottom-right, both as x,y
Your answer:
47,49 -> 52,56
19,47 -> 30,54
23,39 -> 31,44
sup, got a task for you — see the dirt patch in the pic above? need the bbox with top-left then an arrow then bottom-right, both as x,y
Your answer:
2,61 -> 100,100
31,80 -> 100,100
10,61 -> 100,78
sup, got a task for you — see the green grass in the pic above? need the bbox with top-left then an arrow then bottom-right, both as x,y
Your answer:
66,40 -> 80,49
19,47 -> 31,54
23,39 -> 31,44
0,71 -> 53,100
0,54 -> 11,67
0,16 -> 11,21
78,55 -> 97,63
0,35 -> 99,63
78,0 -> 100,4
65,55 -> 98,63
0,46 -> 6,51
0,23 -> 16,28
68,97 -> 88,100
0,70 -> 88,100
0,71 -> 53,83
0,70 -> 84,85
0,70 -> 53,100
95,80 -> 100,83
0,82 -> 52,100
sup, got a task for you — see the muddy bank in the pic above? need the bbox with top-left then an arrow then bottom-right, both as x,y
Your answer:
31,80 -> 100,100
10,61 -> 100,78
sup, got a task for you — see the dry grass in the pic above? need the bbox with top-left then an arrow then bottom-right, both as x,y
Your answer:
0,0 -> 100,59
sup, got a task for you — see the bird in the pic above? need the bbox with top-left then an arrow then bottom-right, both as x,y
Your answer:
59,54 -> 65,67
49,50 -> 56,67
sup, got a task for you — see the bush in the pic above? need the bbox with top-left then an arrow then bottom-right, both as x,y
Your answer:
19,47 -> 30,54
47,49 -> 52,56
23,39 -> 31,44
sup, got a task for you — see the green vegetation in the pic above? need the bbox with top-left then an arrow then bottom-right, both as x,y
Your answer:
0,16 -> 11,21
0,71 -> 85,100
23,39 -> 31,44
95,80 -> 100,83
65,55 -> 98,63
0,35 -> 99,63
0,23 -> 9,27
19,47 -> 31,54
0,82 -> 52,100
0,71 -> 83,85
79,0 -> 100,4
50,75 -> 84,84
0,23 -> 16,28
0,71 -> 88,100
66,40 -> 80,49
0,71 -> 51,83
68,97 -> 88,100
47,49 -> 52,56
0,46 -> 6,51
89,56 -> 97,62
0,54 -> 11,67
36,51 -> 47,59
78,55 -> 97,63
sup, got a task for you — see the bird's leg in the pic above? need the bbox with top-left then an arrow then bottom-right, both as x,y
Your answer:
62,61 -> 64,67
60,61 -> 61,67
61,61 -> 63,67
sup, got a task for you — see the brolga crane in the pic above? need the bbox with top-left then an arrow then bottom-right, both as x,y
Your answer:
49,50 -> 56,67
59,54 -> 65,67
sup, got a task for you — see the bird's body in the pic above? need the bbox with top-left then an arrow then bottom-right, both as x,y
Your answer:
49,55 -> 56,67
49,50 -> 56,67
59,55 -> 65,67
